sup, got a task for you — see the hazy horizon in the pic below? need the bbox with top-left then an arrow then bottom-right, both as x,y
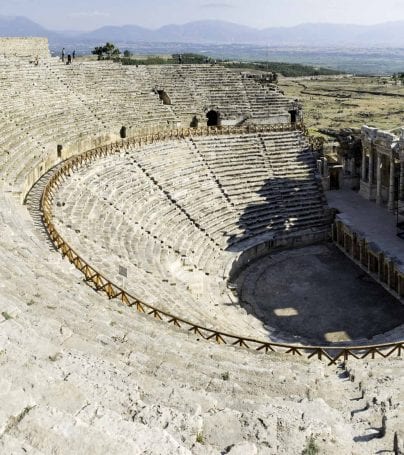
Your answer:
1,0 -> 404,32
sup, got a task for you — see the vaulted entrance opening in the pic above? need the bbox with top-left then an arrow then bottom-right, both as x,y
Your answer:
206,110 -> 220,127
289,109 -> 297,125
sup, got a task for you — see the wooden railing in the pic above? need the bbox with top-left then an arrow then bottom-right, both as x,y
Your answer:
40,125 -> 404,364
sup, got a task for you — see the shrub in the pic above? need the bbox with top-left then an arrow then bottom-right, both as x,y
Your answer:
196,432 -> 204,444
302,435 -> 319,455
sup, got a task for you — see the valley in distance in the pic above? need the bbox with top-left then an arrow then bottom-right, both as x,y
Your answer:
50,41 -> 404,76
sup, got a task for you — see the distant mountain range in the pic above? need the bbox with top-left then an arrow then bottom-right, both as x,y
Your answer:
1,15 -> 404,47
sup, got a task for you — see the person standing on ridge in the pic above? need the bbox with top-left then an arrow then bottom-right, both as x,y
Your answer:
61,48 -> 65,63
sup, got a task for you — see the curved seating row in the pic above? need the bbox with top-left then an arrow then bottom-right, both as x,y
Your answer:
0,54 -> 401,453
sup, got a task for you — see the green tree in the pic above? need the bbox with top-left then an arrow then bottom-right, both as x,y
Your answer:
91,42 -> 121,60
91,46 -> 104,60
104,42 -> 120,59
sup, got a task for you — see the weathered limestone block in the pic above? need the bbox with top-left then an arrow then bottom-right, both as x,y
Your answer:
0,37 -> 50,59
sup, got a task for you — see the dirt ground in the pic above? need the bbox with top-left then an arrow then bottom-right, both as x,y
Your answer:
237,244 -> 404,344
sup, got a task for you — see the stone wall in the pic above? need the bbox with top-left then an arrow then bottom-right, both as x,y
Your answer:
21,131 -> 122,203
227,227 -> 330,283
0,37 -> 50,59
333,217 -> 404,302
246,113 -> 290,125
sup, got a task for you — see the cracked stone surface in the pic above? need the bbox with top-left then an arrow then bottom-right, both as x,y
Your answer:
0,191 -> 402,454
0,53 -> 402,455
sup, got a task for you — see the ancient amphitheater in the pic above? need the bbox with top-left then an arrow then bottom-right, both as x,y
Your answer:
0,37 -> 403,454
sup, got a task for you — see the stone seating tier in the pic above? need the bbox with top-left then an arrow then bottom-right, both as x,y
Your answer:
0,60 -> 295,196
50,132 -> 329,335
3,188 -> 396,453
1,187 -> 390,455
0,49 -> 401,452
0,37 -> 50,58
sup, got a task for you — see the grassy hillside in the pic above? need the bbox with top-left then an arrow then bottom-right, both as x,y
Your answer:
223,61 -> 341,77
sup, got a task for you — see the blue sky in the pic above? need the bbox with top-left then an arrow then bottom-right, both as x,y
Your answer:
2,0 -> 404,31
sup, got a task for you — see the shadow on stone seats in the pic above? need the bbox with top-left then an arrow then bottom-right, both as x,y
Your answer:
223,141 -> 404,345
225,142 -> 328,253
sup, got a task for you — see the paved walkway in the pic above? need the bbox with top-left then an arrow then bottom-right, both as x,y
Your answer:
326,189 -> 404,264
